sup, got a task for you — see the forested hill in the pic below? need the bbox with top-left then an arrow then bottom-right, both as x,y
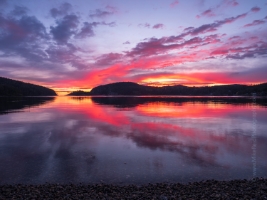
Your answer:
0,77 -> 57,96
68,82 -> 267,96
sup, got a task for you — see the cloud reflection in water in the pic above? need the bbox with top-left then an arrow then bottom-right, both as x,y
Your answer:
0,96 -> 266,184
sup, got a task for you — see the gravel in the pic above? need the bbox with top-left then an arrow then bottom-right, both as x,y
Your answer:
0,178 -> 267,199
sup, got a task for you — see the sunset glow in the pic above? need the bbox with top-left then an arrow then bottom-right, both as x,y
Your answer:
0,0 -> 266,95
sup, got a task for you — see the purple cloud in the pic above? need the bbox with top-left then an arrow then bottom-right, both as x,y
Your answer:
138,23 -> 150,28
50,14 -> 79,44
228,36 -> 240,40
75,21 -> 115,39
191,13 -> 247,35
126,12 -> 249,58
50,3 -> 72,18
251,7 -> 260,13
211,41 -> 267,60
126,34 -> 220,58
0,13 -> 48,61
0,0 -> 7,7
75,22 -> 97,39
11,6 -> 28,16
123,41 -> 130,44
89,9 -> 115,18
183,27 -> 194,31
153,23 -> 164,29
244,20 -> 266,27
95,53 -> 123,66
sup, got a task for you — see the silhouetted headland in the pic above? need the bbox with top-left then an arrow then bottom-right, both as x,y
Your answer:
68,82 -> 267,96
0,77 -> 57,96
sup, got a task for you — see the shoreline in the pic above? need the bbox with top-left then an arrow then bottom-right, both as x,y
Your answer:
1,178 -> 266,199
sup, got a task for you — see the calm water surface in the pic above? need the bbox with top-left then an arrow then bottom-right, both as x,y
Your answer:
0,96 -> 266,185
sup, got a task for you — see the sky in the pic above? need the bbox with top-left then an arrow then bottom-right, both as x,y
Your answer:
0,0 -> 267,95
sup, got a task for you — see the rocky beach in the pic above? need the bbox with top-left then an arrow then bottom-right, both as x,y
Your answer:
1,178 -> 266,199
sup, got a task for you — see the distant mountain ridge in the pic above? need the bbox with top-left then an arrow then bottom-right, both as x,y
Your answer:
68,82 -> 267,96
0,77 -> 57,96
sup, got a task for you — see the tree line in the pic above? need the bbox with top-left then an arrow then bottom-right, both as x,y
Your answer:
0,77 -> 57,96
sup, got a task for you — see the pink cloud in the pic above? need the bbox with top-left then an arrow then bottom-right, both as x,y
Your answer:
105,5 -> 118,13
223,0 -> 239,7
170,0 -> 179,8
197,9 -> 216,18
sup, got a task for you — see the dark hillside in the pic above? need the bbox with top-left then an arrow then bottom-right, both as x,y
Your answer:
0,77 -> 57,96
68,82 -> 267,96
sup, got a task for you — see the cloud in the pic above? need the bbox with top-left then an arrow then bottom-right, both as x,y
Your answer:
0,14 -> 48,61
123,41 -> 130,44
45,44 -> 78,64
190,65 -> 267,84
50,3 -> 72,18
251,7 -> 260,13
0,0 -> 7,7
1,2 -> 266,90
126,34 -> 220,58
152,23 -> 164,29
228,36 -> 240,40
95,53 -> 123,66
197,9 -> 216,18
74,21 -> 116,39
131,65 -> 267,86
138,23 -> 150,28
11,6 -> 28,16
244,20 -> 266,27
89,9 -> 114,18
138,23 -> 164,29
105,5 -> 118,13
183,27 -> 194,31
196,0 -> 239,19
102,21 -> 116,27
0,8 -> 88,72
170,0 -> 179,8
223,0 -> 239,7
191,13 -> 247,35
50,14 -> 79,44
210,40 -> 267,60
75,22 -> 97,39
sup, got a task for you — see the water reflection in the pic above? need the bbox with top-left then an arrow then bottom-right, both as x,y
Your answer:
0,97 -> 55,114
0,96 -> 266,184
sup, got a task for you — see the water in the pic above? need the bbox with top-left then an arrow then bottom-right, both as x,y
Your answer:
0,96 -> 266,185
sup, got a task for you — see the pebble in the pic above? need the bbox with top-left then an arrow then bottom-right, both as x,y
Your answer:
0,178 -> 266,199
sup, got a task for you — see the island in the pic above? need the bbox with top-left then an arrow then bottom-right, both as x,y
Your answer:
0,77 -> 57,96
68,82 -> 267,96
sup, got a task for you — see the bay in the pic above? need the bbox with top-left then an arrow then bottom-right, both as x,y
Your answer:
0,96 -> 266,185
